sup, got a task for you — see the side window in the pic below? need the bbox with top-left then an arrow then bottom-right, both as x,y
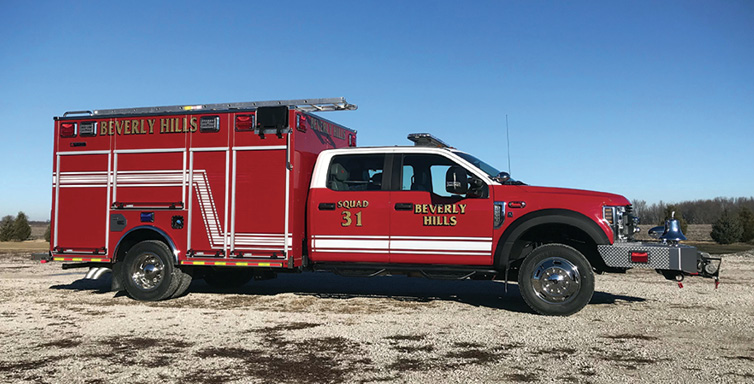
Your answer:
399,154 -> 487,198
327,154 -> 386,191
400,154 -> 455,196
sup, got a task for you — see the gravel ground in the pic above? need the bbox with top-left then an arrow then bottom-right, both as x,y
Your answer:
0,250 -> 752,384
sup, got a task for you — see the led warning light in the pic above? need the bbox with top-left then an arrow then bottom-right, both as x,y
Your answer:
60,122 -> 77,137
235,114 -> 255,131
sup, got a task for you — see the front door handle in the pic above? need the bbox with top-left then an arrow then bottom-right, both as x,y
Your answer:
394,203 -> 414,211
318,203 -> 336,210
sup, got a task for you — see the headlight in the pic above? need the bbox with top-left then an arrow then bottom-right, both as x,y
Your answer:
603,205 -> 637,241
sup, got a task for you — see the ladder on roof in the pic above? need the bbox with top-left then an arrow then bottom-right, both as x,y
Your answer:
65,97 -> 357,117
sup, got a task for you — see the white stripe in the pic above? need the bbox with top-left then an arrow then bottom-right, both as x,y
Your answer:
235,233 -> 292,238
387,250 -> 489,256
312,235 -> 390,240
58,150 -> 110,156
190,147 -> 230,152
114,148 -> 184,154
314,239 -> 390,250
390,240 -> 491,251
315,249 -> 388,254
233,145 -> 286,151
390,236 -> 492,241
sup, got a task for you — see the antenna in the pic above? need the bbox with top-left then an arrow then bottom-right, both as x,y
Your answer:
506,114 -> 511,173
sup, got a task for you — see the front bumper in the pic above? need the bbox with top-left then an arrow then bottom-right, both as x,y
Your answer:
598,242 -> 720,278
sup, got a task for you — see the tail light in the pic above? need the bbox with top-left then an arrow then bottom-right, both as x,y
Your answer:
630,251 -> 649,263
348,134 -> 356,147
60,122 -> 77,137
235,114 -> 255,131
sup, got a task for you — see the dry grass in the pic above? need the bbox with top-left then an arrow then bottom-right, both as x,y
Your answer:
0,241 -> 49,252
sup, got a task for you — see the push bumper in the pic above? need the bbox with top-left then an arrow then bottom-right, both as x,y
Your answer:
598,242 -> 721,279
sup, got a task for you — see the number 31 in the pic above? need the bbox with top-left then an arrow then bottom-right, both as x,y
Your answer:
341,211 -> 363,227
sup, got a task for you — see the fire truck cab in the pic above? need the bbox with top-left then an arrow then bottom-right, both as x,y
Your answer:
42,97 -> 720,316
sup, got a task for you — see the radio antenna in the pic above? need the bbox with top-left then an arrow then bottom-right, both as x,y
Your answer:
506,114 -> 511,173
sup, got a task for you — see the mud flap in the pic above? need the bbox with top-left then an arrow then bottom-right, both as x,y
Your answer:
111,262 -> 125,292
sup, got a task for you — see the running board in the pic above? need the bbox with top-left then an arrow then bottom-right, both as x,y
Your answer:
312,263 -> 499,280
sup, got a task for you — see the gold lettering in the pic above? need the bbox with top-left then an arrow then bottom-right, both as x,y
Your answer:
445,204 -> 452,214
415,204 -> 422,214
363,200 -> 368,208
124,120 -> 131,134
148,119 -> 155,134
100,122 -> 107,136
459,204 -> 467,214
160,119 -> 168,133
108,121 -> 114,135
115,120 -> 123,135
139,120 -> 146,134
190,117 -> 198,132
423,216 -> 433,226
450,216 -> 457,226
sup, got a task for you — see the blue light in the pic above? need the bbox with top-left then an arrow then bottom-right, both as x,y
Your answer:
140,212 -> 154,223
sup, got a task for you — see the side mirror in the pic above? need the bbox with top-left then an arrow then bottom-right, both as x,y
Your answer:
493,172 -> 510,183
445,166 -> 468,195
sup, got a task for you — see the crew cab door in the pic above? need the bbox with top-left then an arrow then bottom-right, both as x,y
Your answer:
308,153 -> 391,263
389,153 -> 493,266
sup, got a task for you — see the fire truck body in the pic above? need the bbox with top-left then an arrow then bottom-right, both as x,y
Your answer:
43,97 -> 720,316
51,99 -> 355,272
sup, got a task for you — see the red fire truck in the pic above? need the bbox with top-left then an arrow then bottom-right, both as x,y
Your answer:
39,97 -> 720,315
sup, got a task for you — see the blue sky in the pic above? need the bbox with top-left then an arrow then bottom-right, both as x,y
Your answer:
1,0 -> 752,220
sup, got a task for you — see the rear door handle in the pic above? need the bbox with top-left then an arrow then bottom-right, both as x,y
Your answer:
394,203 -> 413,211
318,203 -> 336,210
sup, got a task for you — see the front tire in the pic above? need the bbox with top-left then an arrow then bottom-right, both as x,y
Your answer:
123,240 -> 181,301
518,244 -> 594,316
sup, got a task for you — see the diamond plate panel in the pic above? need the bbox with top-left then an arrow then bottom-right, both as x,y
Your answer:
598,242 -> 697,273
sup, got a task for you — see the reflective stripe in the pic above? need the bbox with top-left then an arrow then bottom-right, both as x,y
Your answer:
180,260 -> 283,267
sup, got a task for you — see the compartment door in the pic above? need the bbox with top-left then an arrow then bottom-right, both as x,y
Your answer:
230,145 -> 290,258
53,152 -> 110,253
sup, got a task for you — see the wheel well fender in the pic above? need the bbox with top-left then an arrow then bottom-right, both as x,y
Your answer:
114,226 -> 178,264
495,209 -> 610,269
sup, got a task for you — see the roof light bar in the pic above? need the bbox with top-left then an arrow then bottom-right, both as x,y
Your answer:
407,133 -> 449,148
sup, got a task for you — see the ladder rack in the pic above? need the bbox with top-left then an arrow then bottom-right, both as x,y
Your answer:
65,97 -> 357,118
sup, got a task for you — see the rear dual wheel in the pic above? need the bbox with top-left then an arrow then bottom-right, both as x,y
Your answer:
518,244 -> 594,316
123,240 -> 192,301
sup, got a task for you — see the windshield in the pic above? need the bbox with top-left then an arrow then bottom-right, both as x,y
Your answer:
454,151 -> 501,178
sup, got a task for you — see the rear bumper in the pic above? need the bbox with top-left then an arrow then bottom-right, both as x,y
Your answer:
598,242 -> 716,276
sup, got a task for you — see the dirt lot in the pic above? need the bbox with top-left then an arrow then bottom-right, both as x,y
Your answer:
0,249 -> 752,384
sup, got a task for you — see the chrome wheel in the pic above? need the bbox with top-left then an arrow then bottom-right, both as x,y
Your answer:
530,256 -> 581,305
130,253 -> 165,291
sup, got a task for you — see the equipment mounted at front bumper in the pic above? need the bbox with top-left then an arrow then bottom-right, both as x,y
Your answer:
598,242 -> 721,283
